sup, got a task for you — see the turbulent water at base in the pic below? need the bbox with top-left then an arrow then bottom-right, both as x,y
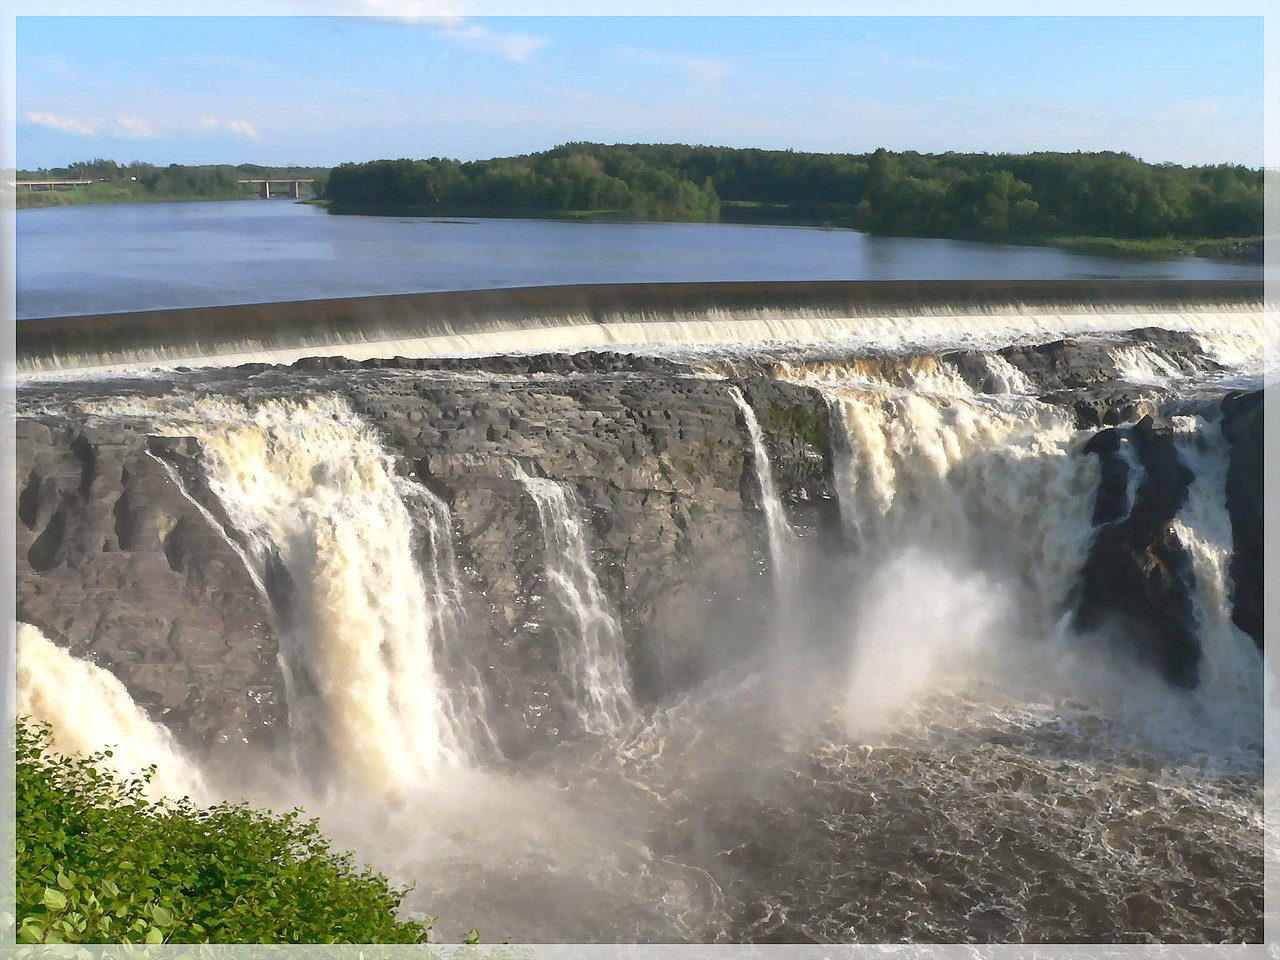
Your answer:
517,474 -> 635,736
17,302 -> 1269,944
15,623 -> 208,802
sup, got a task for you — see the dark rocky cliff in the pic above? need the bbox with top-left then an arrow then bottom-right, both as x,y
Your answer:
15,340 -> 1264,757
16,358 -> 839,758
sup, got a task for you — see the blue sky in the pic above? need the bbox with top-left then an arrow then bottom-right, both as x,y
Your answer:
14,14 -> 1266,169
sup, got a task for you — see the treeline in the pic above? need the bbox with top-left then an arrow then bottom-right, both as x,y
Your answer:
17,159 -> 329,205
325,148 -> 719,221
324,143 -> 1263,242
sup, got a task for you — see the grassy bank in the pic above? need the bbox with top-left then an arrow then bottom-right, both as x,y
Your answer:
1045,235 -> 1264,263
324,200 -> 704,222
16,182 -> 261,209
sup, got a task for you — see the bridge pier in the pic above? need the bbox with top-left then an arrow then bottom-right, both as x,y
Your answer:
238,177 -> 314,199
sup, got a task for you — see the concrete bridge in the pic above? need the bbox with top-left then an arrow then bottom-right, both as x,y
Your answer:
237,178 -> 315,199
10,179 -> 93,192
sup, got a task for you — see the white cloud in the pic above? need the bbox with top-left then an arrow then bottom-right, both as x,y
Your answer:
320,1 -> 546,62
339,0 -> 464,17
197,115 -> 261,139
615,47 -> 731,85
27,111 -> 98,135
44,57 -> 81,82
446,21 -> 545,62
116,115 -> 157,138
28,109 -> 262,142
225,119 -> 261,139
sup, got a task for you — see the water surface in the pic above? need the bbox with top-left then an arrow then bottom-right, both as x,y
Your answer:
16,200 -> 1262,320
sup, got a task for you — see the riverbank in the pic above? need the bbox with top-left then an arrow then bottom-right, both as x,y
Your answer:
320,199 -> 1264,265
15,183 -> 261,209
1045,235 -> 1264,263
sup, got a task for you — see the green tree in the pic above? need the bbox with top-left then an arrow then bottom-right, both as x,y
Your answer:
15,718 -> 433,944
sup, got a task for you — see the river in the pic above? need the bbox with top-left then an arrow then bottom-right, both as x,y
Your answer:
12,198 -> 1269,946
16,199 -> 1262,320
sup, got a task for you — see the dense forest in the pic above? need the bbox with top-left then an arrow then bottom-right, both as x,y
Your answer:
323,143 -> 1264,248
19,146 -> 1264,255
15,159 -> 328,207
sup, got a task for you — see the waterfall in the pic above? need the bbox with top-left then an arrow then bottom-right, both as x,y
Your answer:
397,480 -> 500,758
727,386 -> 795,586
15,623 -> 208,803
517,474 -> 635,735
1171,420 -> 1263,723
787,361 -> 1100,637
157,395 -> 469,792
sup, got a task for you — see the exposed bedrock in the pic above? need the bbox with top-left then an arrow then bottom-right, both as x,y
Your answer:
1075,416 -> 1199,687
1220,390 -> 1265,650
14,340 -> 1262,754
945,328 -> 1214,426
1072,388 -> 1266,682
16,360 -> 833,758
340,369 -> 822,754
14,419 -> 285,754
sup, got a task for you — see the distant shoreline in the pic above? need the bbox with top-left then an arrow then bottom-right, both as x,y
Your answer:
322,200 -> 1263,265
16,191 -> 1262,265
15,190 -> 263,210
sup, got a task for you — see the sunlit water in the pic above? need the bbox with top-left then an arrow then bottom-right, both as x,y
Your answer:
16,200 -> 1261,320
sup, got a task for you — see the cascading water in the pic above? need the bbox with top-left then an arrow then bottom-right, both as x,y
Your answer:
1170,418 -> 1264,739
156,395 -> 472,792
791,359 -> 1101,636
15,622 -> 207,802
727,386 -> 795,588
397,480 -> 501,758
517,473 -> 634,736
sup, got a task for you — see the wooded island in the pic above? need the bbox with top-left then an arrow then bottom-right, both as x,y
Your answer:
323,143 -> 1264,260
20,144 -> 1264,260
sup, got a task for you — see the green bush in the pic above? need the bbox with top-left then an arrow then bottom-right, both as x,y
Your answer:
764,404 -> 825,447
14,718 -> 433,944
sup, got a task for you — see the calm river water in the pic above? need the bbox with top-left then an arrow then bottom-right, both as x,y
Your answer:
16,199 -> 1262,320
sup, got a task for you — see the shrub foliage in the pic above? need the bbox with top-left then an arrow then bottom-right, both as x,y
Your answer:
15,718 -> 432,944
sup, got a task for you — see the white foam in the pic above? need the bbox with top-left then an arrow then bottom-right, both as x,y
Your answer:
18,302 -> 1271,382
15,622 -> 208,802
143,395 -> 471,794
517,473 -> 635,736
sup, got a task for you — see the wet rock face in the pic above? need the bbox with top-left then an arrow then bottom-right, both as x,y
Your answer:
1075,416 -> 1199,687
342,369 -> 793,752
14,343 -> 1263,755
1220,390 -> 1264,650
14,419 -> 286,754
16,362 -> 829,759
946,328 -> 1214,428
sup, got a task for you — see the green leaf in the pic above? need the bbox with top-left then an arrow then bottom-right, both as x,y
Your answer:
145,925 -> 164,944
42,888 -> 68,912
